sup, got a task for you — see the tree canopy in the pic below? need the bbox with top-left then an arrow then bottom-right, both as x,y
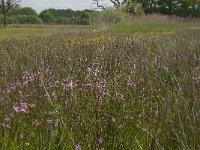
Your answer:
0,6 -> 99,25
39,8 -> 98,24
122,0 -> 200,17
1,0 -> 200,26
0,0 -> 22,26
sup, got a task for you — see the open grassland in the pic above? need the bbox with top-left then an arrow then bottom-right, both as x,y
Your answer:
109,23 -> 199,33
0,25 -> 91,40
0,24 -> 200,149
0,23 -> 197,40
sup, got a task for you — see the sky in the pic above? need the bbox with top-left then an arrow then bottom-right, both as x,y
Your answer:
21,0 -> 112,13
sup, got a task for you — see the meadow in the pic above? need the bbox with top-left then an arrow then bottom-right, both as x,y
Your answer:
0,23 -> 200,150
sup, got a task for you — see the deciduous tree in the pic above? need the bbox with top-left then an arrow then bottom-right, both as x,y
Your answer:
123,0 -> 200,17
93,0 -> 122,9
0,0 -> 21,26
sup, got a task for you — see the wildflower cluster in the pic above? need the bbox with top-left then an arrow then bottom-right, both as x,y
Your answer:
0,31 -> 200,149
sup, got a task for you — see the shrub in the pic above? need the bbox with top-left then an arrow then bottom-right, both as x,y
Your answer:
7,16 -> 20,24
39,11 -> 54,24
122,2 -> 144,15
97,8 -> 127,25
16,15 -> 43,24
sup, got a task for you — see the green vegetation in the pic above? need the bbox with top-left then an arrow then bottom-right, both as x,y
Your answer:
109,24 -> 194,33
94,0 -> 200,18
39,9 -> 99,25
0,22 -> 200,149
0,25 -> 91,40
0,1 -> 200,149
1,0 -> 200,27
122,0 -> 200,17
0,6 -> 99,25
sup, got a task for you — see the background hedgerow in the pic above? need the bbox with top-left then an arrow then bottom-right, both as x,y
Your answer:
0,29 -> 200,149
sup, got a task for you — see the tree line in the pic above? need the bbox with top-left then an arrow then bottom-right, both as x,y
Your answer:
123,0 -> 200,17
39,9 -> 98,25
100,0 -> 200,17
1,0 -> 200,26
0,7 -> 98,25
0,1 -> 98,26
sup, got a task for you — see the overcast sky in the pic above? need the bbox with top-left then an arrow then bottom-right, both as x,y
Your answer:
21,0 -> 112,13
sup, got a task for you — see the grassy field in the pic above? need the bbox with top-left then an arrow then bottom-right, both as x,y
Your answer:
109,23 -> 198,33
0,25 -> 91,40
0,23 -> 200,149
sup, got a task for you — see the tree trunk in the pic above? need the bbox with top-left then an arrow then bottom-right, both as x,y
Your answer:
168,1 -> 172,16
1,0 -> 7,27
3,10 -> 7,27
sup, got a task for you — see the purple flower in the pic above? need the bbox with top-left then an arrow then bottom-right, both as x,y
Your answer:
32,119 -> 43,126
44,67 -> 50,75
98,90 -> 107,102
13,102 -> 34,113
1,117 -> 11,129
88,67 -> 99,77
51,91 -> 58,99
53,80 -> 59,87
1,123 -> 11,129
118,124 -> 124,129
127,79 -> 137,88
6,84 -> 17,94
13,105 -> 27,113
62,80 -> 74,90
46,119 -> 53,124
116,93 -> 125,101
98,137 -> 103,144
4,118 -> 10,122
65,101 -> 72,108
75,144 -> 81,150
22,71 -> 35,87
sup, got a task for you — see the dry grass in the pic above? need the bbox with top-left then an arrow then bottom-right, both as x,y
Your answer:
127,14 -> 200,25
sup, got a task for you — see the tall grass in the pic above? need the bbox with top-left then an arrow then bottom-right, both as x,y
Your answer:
127,14 -> 200,25
0,25 -> 91,40
0,29 -> 200,149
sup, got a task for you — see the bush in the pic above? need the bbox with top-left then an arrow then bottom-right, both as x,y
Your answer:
122,2 -> 144,15
97,8 -> 127,25
16,15 -> 43,24
7,16 -> 20,24
0,15 -> 42,25
39,11 -> 54,24
0,15 -> 20,24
